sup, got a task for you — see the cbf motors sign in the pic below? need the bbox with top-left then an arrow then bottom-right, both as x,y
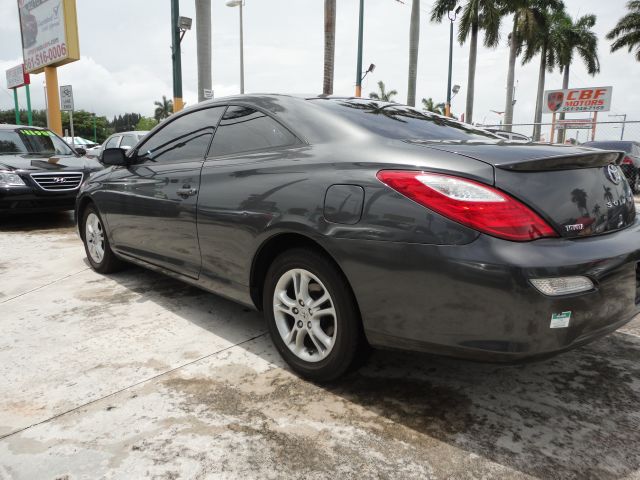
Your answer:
17,0 -> 80,73
543,86 -> 612,114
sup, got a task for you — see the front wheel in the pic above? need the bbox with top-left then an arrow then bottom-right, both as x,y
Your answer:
263,248 -> 365,382
82,204 -> 124,273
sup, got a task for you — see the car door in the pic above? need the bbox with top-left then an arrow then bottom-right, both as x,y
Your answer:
103,106 -> 225,278
196,105 -> 304,298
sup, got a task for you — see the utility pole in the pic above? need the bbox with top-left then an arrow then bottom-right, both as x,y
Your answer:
171,0 -> 184,112
195,0 -> 212,102
355,0 -> 364,97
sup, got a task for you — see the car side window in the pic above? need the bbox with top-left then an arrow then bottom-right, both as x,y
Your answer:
105,136 -> 120,149
137,107 -> 224,163
209,106 -> 298,157
119,135 -> 138,148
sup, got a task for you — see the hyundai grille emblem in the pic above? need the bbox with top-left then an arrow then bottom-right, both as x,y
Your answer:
53,177 -> 67,183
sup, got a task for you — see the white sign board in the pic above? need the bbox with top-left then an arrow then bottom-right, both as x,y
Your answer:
203,88 -> 214,99
543,86 -> 612,114
18,0 -> 80,73
60,84 -> 74,111
5,64 -> 28,89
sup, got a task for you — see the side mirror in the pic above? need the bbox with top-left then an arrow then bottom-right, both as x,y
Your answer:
74,147 -> 87,156
101,148 -> 128,166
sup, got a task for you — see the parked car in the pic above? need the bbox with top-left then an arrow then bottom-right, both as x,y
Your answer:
581,140 -> 640,193
85,131 -> 149,159
0,125 -> 103,214
76,95 -> 640,381
484,127 -> 531,142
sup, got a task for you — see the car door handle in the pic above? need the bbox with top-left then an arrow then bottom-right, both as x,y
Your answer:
177,187 -> 198,198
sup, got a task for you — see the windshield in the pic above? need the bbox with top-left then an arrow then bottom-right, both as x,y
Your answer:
314,99 -> 499,141
0,129 -> 74,155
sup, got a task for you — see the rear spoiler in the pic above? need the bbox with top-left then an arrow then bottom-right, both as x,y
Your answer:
495,150 -> 624,172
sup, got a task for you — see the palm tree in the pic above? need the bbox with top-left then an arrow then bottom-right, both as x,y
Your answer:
556,13 -> 600,142
607,1 -> 640,60
369,81 -> 398,102
407,0 -> 420,106
323,0 -> 336,95
432,0 -> 502,124
195,0 -> 212,103
501,0 -> 563,131
154,96 -> 173,121
521,7 -> 567,140
422,98 -> 444,114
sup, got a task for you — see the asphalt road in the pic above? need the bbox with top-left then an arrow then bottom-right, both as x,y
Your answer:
1,211 -> 640,480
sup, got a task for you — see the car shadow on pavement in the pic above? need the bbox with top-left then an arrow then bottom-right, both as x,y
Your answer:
0,211 -> 75,232
326,333 -> 640,480
105,265 -> 640,480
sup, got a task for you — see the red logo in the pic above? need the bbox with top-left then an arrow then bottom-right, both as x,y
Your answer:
547,92 -> 564,112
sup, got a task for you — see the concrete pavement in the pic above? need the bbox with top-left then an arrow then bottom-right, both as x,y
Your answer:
1,211 -> 640,479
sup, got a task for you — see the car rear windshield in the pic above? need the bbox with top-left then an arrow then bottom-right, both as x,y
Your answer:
582,141 -> 633,153
314,99 -> 498,141
0,129 -> 73,155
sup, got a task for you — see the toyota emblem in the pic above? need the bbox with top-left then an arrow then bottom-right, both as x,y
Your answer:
604,164 -> 621,185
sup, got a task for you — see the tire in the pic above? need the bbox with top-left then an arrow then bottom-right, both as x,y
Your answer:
633,170 -> 640,194
82,204 -> 124,273
263,248 -> 365,382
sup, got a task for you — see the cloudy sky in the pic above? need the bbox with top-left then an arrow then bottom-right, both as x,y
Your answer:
0,0 -> 637,131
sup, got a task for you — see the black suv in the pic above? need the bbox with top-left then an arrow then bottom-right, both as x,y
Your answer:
582,140 -> 640,193
0,125 -> 103,214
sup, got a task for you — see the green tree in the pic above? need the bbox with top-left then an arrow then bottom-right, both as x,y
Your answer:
501,0 -> 564,130
61,110 -> 110,143
421,98 -> 444,114
606,1 -> 640,61
323,0 -> 336,95
369,81 -> 398,102
154,96 -> 173,121
135,117 -> 158,131
432,0 -> 502,123
407,0 -> 420,106
521,7 -> 567,140
556,13 -> 600,141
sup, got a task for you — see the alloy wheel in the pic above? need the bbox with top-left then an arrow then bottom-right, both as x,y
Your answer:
85,212 -> 105,264
272,268 -> 337,363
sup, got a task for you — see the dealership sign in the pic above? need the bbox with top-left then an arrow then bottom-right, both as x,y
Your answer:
5,64 -> 30,89
17,0 -> 80,74
543,86 -> 612,114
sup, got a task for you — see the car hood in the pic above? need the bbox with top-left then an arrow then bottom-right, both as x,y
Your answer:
0,153 -> 103,172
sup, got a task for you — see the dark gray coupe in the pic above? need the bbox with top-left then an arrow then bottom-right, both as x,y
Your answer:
77,95 -> 640,381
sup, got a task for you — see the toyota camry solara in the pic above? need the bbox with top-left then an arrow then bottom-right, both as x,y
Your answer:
76,95 -> 640,381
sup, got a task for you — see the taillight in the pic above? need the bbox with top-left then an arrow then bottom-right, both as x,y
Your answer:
376,170 -> 558,242
622,156 -> 634,165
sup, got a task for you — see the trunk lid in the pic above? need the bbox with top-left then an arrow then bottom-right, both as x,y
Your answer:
414,141 -> 636,238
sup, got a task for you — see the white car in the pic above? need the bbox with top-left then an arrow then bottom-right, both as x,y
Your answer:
85,131 -> 149,159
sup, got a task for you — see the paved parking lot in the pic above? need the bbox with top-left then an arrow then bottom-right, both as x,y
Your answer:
1,211 -> 640,479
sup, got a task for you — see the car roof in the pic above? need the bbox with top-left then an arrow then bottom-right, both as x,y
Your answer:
0,124 -> 48,130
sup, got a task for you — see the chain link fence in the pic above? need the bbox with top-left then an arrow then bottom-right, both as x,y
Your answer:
481,121 -> 640,145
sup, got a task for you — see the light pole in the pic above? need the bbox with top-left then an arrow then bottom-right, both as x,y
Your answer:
171,0 -> 192,113
609,113 -> 627,140
355,0 -> 364,97
445,6 -> 461,117
226,0 -> 245,94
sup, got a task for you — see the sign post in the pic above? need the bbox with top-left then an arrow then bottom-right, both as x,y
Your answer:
543,86 -> 612,143
60,85 -> 74,146
18,0 -> 80,135
6,64 -> 31,126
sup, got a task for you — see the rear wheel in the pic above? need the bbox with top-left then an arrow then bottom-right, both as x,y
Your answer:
82,204 -> 124,273
263,248 -> 364,382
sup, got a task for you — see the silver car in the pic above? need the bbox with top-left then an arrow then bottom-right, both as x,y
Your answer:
85,131 -> 149,159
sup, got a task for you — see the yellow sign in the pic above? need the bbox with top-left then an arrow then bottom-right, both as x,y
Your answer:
18,0 -> 80,74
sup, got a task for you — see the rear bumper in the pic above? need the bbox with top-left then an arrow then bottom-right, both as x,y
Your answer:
326,219 -> 640,362
0,187 -> 77,214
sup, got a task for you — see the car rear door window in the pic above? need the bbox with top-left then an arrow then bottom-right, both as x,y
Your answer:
119,135 -> 138,148
209,106 -> 298,157
137,107 -> 224,163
